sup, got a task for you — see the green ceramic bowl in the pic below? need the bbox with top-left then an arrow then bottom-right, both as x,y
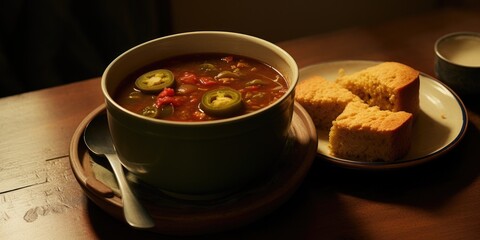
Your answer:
101,31 -> 298,196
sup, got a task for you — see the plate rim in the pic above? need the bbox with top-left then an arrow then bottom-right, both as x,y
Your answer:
69,103 -> 318,234
299,60 -> 469,170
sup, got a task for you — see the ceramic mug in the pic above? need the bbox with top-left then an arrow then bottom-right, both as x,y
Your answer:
434,32 -> 480,98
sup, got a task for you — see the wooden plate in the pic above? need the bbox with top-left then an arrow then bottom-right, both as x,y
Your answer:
69,102 -> 317,235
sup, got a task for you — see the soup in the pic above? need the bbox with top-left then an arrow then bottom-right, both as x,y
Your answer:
114,53 -> 288,121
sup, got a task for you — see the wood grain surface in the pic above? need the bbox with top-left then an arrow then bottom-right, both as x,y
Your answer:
1,6 -> 480,240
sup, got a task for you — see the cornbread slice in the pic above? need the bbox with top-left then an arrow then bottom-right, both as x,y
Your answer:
336,62 -> 420,115
329,102 -> 413,162
295,76 -> 362,130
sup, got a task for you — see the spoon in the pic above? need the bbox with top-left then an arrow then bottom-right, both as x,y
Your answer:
83,112 -> 155,229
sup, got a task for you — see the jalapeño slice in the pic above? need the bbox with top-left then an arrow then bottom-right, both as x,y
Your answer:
200,88 -> 244,118
135,69 -> 175,93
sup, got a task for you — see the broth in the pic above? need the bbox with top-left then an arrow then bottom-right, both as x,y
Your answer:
114,53 -> 288,121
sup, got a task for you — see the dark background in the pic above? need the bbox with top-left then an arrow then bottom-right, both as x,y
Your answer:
0,0 -> 171,97
0,0 -> 477,97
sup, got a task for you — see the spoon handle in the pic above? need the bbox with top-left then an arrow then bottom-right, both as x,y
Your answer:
105,153 -> 155,228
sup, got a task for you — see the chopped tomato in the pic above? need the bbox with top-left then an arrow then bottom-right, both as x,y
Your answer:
156,88 -> 184,107
199,76 -> 217,86
156,96 -> 185,107
158,87 -> 175,97
178,72 -> 198,84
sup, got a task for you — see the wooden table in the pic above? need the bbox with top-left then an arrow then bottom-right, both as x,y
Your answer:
1,6 -> 480,240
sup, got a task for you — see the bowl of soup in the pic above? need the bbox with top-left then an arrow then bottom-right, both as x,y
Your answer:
434,31 -> 480,99
102,31 -> 298,196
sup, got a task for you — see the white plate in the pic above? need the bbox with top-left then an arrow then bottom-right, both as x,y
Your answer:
299,60 -> 468,169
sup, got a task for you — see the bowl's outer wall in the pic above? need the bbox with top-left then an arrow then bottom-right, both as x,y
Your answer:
102,32 -> 299,194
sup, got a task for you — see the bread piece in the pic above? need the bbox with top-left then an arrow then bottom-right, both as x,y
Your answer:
329,102 -> 413,162
336,62 -> 420,115
295,76 -> 362,130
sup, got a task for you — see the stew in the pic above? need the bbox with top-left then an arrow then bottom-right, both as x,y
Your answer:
114,53 -> 288,121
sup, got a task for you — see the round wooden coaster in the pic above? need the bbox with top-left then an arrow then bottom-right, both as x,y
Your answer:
69,102 -> 317,235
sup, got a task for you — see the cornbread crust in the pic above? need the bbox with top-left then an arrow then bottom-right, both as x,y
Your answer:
329,102 -> 413,162
295,76 -> 362,130
336,62 -> 420,115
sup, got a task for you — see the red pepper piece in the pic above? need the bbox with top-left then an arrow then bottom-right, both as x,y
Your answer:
199,76 -> 217,86
156,88 -> 184,107
158,87 -> 175,97
178,72 -> 198,84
